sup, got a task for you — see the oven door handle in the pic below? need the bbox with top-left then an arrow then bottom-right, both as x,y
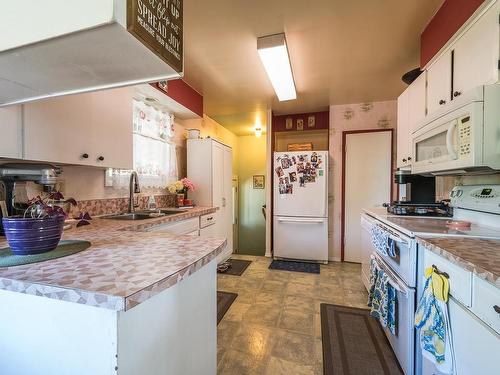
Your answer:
446,119 -> 458,160
371,254 -> 409,296
387,232 -> 408,246
375,224 -> 409,247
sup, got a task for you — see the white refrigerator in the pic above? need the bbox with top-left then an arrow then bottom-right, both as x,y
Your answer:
273,151 -> 328,263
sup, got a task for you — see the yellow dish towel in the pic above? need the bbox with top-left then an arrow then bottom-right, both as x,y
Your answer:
425,266 -> 450,302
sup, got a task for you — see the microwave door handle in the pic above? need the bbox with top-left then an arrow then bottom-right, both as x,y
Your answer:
446,119 -> 458,160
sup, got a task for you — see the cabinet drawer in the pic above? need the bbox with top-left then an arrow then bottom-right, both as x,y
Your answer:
424,249 -> 473,307
200,213 -> 216,228
148,217 -> 199,235
471,275 -> 500,334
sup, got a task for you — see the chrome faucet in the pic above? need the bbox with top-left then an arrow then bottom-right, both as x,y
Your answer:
128,171 -> 141,213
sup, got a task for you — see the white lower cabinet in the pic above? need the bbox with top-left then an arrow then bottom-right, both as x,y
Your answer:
0,259 -> 217,375
147,217 -> 199,235
422,249 -> 500,375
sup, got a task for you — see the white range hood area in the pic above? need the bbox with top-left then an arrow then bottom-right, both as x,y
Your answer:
0,0 -> 183,107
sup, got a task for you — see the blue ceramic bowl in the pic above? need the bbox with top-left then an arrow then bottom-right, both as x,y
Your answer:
2,216 -> 65,255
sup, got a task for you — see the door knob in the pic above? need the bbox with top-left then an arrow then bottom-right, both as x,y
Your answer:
439,99 -> 446,105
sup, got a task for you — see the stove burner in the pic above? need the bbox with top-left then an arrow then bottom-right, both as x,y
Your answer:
384,203 -> 452,217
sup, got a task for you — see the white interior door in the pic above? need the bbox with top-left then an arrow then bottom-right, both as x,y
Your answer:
344,131 -> 392,263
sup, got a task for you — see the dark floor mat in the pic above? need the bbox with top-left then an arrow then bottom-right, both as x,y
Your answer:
269,259 -> 320,274
321,304 -> 403,375
217,259 -> 252,276
217,291 -> 238,325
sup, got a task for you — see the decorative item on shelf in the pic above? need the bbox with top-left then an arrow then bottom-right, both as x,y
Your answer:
157,80 -> 168,93
167,178 -> 196,207
285,117 -> 293,130
296,118 -> 304,131
307,115 -> 316,128
288,142 -> 313,152
187,129 -> 201,139
253,175 -> 265,189
2,191 -> 91,255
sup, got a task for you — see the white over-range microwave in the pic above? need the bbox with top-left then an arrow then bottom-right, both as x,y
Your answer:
412,84 -> 500,175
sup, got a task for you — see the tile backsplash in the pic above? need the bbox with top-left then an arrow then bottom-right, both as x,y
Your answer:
72,194 -> 177,217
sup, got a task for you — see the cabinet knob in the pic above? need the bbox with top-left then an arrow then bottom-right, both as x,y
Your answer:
494,305 -> 500,314
439,99 -> 446,105
408,157 -> 412,161
402,158 -> 407,163
97,156 -> 104,162
81,153 -> 89,159
453,91 -> 462,98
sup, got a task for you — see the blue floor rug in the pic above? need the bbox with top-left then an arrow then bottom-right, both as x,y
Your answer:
269,260 -> 320,274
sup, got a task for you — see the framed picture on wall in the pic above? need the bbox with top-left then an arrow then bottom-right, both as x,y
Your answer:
297,119 -> 304,131
253,175 -> 265,189
308,115 -> 316,128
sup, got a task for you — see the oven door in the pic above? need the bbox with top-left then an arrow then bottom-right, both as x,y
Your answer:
370,220 -> 417,288
412,102 -> 482,174
373,254 -> 416,375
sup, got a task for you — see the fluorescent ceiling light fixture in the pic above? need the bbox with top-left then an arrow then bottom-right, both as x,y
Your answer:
257,33 -> 297,101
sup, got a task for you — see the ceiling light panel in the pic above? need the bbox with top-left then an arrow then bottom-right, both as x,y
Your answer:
257,33 -> 296,101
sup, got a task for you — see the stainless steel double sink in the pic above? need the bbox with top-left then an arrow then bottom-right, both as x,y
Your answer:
102,208 -> 188,221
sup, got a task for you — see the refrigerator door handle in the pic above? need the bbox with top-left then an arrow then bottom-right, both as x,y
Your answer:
277,217 -> 325,224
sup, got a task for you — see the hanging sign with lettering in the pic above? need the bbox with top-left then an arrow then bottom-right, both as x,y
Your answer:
127,0 -> 183,73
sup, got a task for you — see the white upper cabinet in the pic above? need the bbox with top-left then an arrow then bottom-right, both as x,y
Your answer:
397,88 -> 411,168
0,105 -> 23,159
427,50 -> 452,115
24,93 -> 94,166
425,2 -> 499,118
24,88 -> 133,169
407,72 -> 427,134
397,72 -> 426,168
89,88 -> 133,169
453,2 -> 499,98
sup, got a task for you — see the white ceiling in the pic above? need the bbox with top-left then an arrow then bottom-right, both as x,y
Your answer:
183,0 -> 444,135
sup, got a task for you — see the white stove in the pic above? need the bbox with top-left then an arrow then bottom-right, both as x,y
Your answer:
360,185 -> 500,375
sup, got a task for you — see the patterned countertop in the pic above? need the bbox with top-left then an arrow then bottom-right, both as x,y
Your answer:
416,236 -> 500,288
0,207 -> 226,311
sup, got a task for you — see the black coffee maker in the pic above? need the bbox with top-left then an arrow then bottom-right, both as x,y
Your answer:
394,169 -> 436,204
0,163 -> 61,235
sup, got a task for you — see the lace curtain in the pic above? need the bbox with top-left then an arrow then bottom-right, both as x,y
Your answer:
108,99 -> 178,189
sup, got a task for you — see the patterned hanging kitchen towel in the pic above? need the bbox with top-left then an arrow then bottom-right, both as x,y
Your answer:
415,267 -> 455,374
387,237 -> 397,258
367,258 -> 397,334
371,225 -> 397,258
370,225 -> 389,256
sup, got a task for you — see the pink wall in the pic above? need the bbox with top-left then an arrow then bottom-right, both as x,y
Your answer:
328,101 -> 397,260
